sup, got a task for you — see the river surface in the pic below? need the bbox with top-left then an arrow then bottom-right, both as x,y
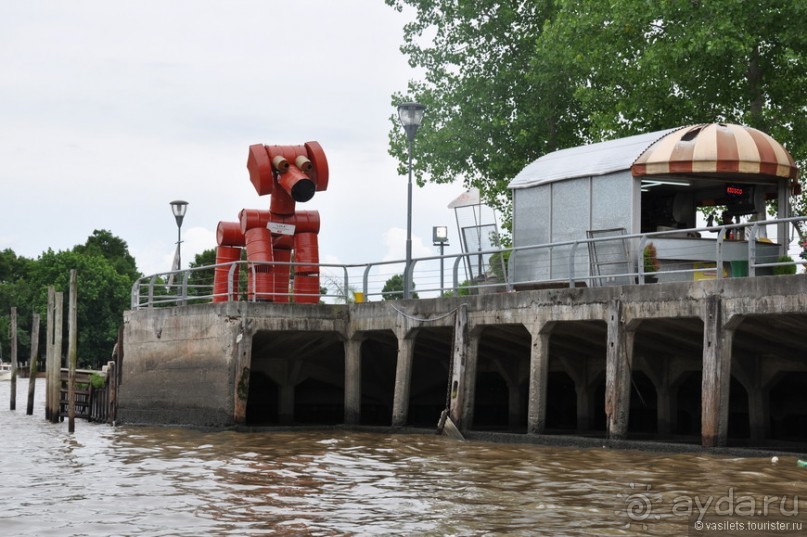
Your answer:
2,378 -> 807,536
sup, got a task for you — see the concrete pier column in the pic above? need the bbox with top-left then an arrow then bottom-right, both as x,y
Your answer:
508,379 -> 522,429
344,336 -> 363,425
606,300 -> 635,440
576,384 -> 591,432
701,297 -> 733,447
392,334 -> 416,427
527,321 -> 553,435
748,386 -> 769,442
279,384 -> 295,425
657,383 -> 672,437
276,359 -> 302,425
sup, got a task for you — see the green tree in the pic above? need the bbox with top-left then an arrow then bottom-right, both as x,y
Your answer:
74,229 -> 141,282
187,248 -> 218,300
1,231 -> 138,368
381,273 -> 418,300
29,249 -> 130,368
386,0 -> 583,229
0,248 -> 32,283
387,0 -> 806,234
0,249 -> 36,364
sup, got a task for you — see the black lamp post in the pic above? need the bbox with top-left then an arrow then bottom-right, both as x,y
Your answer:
433,225 -> 449,295
169,200 -> 188,271
397,101 -> 426,299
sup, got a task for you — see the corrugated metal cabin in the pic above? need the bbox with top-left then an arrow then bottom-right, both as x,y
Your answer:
508,123 -> 799,287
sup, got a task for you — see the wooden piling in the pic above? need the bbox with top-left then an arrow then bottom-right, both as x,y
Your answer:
26,313 -> 41,415
67,269 -> 78,433
701,295 -> 732,448
9,307 -> 17,411
107,361 -> 117,424
605,300 -> 634,440
50,291 -> 64,423
45,287 -> 54,421
447,304 -> 468,432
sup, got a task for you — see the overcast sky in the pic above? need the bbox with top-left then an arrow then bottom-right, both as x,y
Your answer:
0,1 -> 469,279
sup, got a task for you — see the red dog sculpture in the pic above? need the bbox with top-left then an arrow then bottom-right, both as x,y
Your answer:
213,141 -> 328,303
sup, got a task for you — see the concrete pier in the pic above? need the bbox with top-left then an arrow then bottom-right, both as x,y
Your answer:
118,274 -> 807,448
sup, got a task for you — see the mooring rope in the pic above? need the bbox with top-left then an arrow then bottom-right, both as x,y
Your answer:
389,303 -> 461,323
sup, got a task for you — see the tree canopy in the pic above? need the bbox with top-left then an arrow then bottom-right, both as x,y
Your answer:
74,229 -> 140,282
29,249 -> 131,368
381,273 -> 418,300
387,0 -> 806,235
0,230 -> 137,369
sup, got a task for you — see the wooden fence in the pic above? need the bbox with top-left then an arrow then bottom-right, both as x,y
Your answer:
57,362 -> 118,424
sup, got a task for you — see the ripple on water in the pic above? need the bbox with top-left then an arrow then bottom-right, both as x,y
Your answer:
3,380 -> 807,536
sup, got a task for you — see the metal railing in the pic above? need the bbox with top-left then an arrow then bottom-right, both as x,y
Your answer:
131,216 -> 807,309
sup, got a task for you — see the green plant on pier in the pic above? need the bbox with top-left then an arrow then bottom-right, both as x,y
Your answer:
643,243 -> 660,273
89,372 -> 106,389
773,256 -> 797,275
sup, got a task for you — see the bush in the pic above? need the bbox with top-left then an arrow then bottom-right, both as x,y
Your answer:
89,372 -> 106,389
773,256 -> 797,275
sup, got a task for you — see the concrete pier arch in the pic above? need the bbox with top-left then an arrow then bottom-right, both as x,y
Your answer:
470,324 -> 531,433
249,329 -> 345,425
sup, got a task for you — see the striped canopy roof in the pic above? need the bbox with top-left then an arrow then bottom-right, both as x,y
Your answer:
631,123 -> 799,181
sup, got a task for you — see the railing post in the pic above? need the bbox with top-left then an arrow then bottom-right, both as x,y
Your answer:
568,242 -> 579,288
362,264 -> 372,300
180,270 -> 189,305
405,260 -> 417,298
716,228 -> 726,280
228,262 -> 238,302
148,275 -> 157,308
453,255 -> 464,292
505,250 -> 514,292
748,222 -> 758,278
343,266 -> 350,303
131,282 -> 139,310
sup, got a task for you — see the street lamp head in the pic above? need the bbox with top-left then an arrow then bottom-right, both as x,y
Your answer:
433,225 -> 449,245
397,102 -> 426,143
170,200 -> 189,227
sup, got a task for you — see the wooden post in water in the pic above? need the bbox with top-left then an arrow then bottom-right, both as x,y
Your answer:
26,313 -> 41,415
9,307 -> 18,410
45,287 -> 63,423
45,288 -> 54,420
701,296 -> 732,448
67,269 -> 78,433
605,300 -> 635,441
437,304 -> 467,440
107,361 -> 117,424
54,292 -> 64,423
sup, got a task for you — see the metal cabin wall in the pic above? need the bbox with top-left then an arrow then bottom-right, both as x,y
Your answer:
512,170 -> 635,285
512,182 -> 551,283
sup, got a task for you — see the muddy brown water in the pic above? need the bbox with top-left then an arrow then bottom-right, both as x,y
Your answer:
2,379 -> 806,536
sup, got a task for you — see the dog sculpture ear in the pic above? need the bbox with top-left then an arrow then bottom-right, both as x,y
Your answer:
246,144 -> 274,196
304,141 -> 329,191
